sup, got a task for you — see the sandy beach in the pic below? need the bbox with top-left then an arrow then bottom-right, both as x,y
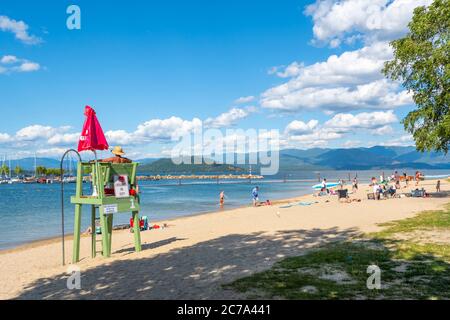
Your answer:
1,179 -> 449,300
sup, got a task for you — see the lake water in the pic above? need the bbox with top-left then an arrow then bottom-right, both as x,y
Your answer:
0,169 -> 448,250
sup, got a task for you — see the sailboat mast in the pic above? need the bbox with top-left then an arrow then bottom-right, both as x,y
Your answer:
34,153 -> 37,177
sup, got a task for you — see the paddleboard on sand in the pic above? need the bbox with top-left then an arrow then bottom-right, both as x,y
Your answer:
312,182 -> 339,189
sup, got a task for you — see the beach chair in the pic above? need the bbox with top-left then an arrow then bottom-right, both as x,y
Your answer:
337,189 -> 348,202
367,193 -> 375,200
141,216 -> 149,230
411,189 -> 426,197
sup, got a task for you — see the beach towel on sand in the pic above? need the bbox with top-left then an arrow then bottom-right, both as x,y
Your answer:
280,201 -> 318,209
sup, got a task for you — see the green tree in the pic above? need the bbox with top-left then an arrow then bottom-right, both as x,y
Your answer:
36,166 -> 48,176
14,165 -> 23,176
1,164 -> 9,176
46,168 -> 63,176
383,0 -> 450,152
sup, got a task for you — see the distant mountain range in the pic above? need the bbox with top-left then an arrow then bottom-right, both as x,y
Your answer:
138,157 -> 245,174
5,157 -> 61,172
275,146 -> 450,171
6,146 -> 450,173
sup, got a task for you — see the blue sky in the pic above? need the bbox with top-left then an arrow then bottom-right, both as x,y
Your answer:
0,0 -> 430,159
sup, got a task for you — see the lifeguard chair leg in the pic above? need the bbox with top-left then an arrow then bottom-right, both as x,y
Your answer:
99,207 -> 110,258
106,214 -> 113,256
91,205 -> 96,258
72,204 -> 82,263
132,211 -> 142,252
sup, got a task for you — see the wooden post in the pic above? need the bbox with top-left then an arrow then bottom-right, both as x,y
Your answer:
132,211 -> 142,252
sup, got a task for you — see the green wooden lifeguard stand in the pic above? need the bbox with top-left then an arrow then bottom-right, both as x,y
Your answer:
70,161 -> 142,263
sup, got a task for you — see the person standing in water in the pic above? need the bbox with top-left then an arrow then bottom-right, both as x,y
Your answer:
219,191 -> 225,207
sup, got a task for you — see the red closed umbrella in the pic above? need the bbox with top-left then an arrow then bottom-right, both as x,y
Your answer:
78,106 -> 109,152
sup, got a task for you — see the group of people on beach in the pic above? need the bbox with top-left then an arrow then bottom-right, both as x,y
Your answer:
218,186 -> 272,208
316,169 -> 438,201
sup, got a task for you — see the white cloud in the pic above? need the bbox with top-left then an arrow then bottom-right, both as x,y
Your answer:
234,96 -> 255,104
135,116 -> 202,141
35,148 -> 69,158
1,55 -> 18,64
305,0 -> 432,46
372,125 -> 394,135
324,110 -> 398,131
283,119 -> 342,149
0,55 -> 41,74
261,42 -> 412,112
15,125 -> 57,141
284,119 -> 319,135
16,61 -> 40,72
269,62 -> 304,78
379,134 -> 414,146
343,140 -> 362,148
262,78 -> 411,112
266,42 -> 392,90
0,133 -> 11,144
0,15 -> 42,45
204,107 -> 255,128
47,133 -> 80,146
260,1 -> 427,114
105,130 -> 136,145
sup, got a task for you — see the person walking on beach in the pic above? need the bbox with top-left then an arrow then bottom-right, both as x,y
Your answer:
415,171 -> 421,186
321,178 -> 330,194
393,171 -> 401,189
352,177 -> 358,193
252,186 -> 259,207
338,179 -> 344,190
403,172 -> 408,187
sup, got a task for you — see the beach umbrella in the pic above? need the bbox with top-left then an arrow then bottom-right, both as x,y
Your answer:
61,106 -> 109,266
78,106 -> 109,152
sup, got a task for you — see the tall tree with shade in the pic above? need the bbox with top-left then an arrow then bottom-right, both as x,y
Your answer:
383,0 -> 449,152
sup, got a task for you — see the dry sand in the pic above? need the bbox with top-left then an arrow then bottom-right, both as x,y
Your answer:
0,179 -> 449,300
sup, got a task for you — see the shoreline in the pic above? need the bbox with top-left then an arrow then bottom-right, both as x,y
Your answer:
0,190 -> 310,255
0,178 -> 440,254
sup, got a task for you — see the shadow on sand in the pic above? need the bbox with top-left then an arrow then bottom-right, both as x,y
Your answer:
15,227 -> 360,300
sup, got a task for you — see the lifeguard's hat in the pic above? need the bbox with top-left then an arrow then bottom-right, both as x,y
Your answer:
112,146 -> 126,156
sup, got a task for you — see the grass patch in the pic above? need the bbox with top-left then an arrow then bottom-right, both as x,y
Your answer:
371,206 -> 450,239
225,207 -> 450,299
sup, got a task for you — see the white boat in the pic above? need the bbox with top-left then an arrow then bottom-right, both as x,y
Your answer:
11,178 -> 23,184
62,176 -> 77,183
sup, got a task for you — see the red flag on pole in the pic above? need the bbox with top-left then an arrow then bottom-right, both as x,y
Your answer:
78,106 -> 109,152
